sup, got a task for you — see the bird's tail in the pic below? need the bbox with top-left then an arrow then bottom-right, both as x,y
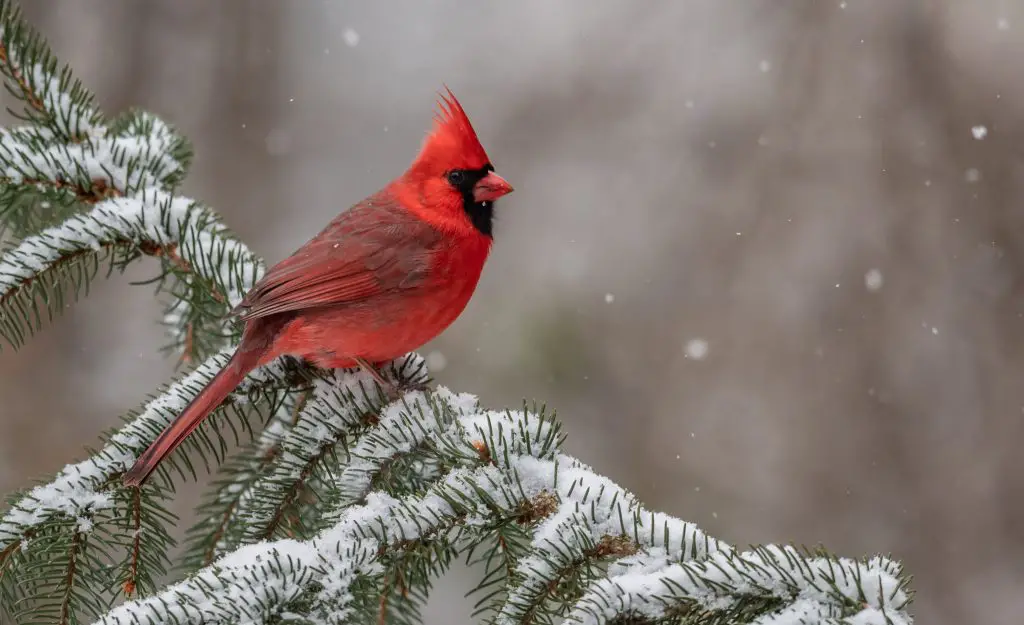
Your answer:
123,348 -> 262,486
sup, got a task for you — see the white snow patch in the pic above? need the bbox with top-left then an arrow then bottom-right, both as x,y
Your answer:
865,268 -> 884,291
685,338 -> 709,361
426,349 -> 447,372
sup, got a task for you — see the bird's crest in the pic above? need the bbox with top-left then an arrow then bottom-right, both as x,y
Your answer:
415,87 -> 491,171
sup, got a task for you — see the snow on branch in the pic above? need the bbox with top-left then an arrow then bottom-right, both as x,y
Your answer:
0,0 -> 256,361
91,389 -> 908,625
0,189 -> 261,349
0,350 -> 301,553
0,110 -> 187,197
230,356 -> 428,545
0,4 -> 101,143
566,547 -> 910,625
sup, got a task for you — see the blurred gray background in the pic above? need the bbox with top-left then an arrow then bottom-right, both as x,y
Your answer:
2,1 -> 1023,623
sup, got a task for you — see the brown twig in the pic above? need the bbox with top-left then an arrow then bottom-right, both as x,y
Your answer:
0,34 -> 90,144
58,531 -> 82,625
0,539 -> 22,579
291,390 -> 311,426
178,322 -> 195,365
0,39 -> 45,114
0,246 -> 96,306
0,238 -> 218,310
0,176 -> 121,204
122,487 -> 142,597
496,532 -> 515,580
378,578 -> 389,625
203,501 -> 237,566
138,240 -> 227,304
259,458 -> 320,542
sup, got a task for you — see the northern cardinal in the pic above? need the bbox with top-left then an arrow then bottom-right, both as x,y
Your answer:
123,89 -> 512,486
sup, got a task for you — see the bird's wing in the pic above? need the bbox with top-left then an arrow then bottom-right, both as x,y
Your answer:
232,194 -> 442,321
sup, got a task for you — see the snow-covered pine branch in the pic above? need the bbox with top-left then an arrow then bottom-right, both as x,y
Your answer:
0,190 -> 262,349
0,1 -> 915,624
0,0 -> 262,361
94,387 -> 908,625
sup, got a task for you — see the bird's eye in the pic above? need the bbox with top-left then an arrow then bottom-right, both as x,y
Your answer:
447,170 -> 466,186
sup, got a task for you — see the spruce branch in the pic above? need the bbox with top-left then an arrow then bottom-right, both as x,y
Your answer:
182,409 -> 296,571
0,190 -> 262,354
0,0 -> 101,142
0,350 -> 290,553
0,0 -> 243,363
565,548 -> 911,625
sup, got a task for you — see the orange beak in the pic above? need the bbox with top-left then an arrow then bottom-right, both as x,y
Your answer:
473,172 -> 514,203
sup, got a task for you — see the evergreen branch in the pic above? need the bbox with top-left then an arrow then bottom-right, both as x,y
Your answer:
0,239 -> 137,349
0,180 -> 84,240
250,376 -> 387,542
464,520 -> 532,622
490,454 -> 727,625
0,102 -> 184,197
91,397 -> 744,625
0,0 -> 101,142
0,172 -> 119,204
10,517 -> 112,625
0,350 -> 291,552
182,412 -> 294,570
0,190 -> 262,351
0,535 -> 23,621
333,387 -> 477,508
0,37 -> 43,115
111,486 -> 175,603
230,357 -> 428,545
564,547 -> 910,625
57,529 -> 82,625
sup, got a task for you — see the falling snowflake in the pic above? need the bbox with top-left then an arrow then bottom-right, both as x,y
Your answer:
343,28 -> 360,47
965,168 -> 981,183
426,350 -> 447,372
998,18 -> 1010,31
685,338 -> 709,361
604,293 -> 615,304
759,60 -> 772,73
971,125 -> 988,140
864,268 -> 884,291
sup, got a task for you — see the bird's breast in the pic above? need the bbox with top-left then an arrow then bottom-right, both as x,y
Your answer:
273,234 -> 491,365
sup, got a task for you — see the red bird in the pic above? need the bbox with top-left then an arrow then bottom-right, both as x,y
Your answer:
123,89 -> 512,486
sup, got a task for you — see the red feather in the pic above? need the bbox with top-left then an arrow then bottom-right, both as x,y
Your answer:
233,193 -> 441,320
